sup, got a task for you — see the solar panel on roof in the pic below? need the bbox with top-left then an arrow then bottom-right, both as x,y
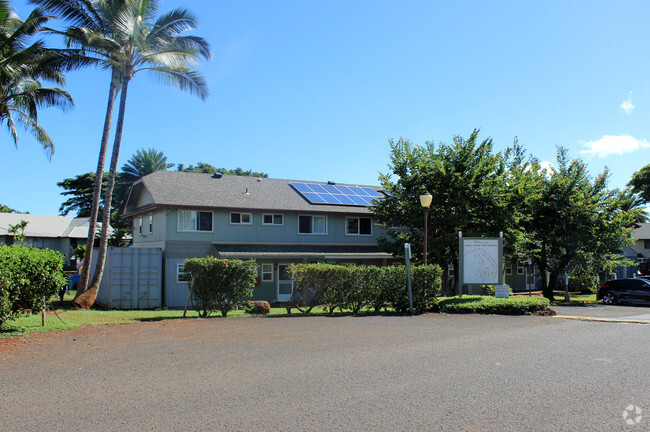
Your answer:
290,182 -> 384,207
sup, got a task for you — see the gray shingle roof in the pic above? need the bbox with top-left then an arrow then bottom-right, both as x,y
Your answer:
634,223 -> 650,240
0,214 -> 102,239
124,171 -> 381,216
212,243 -> 391,260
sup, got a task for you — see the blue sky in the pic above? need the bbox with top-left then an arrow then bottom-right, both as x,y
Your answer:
3,0 -> 650,215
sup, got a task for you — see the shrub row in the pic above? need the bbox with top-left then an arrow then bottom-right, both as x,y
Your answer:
183,257 -> 257,317
436,295 -> 553,315
287,263 -> 442,314
0,245 -> 67,326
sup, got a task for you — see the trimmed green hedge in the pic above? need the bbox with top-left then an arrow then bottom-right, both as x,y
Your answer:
184,258 -> 257,317
0,245 -> 67,326
287,263 -> 442,314
436,295 -> 553,315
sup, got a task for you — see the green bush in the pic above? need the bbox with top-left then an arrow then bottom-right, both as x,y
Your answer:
437,295 -> 553,315
0,245 -> 67,326
287,263 -> 442,313
184,257 -> 257,317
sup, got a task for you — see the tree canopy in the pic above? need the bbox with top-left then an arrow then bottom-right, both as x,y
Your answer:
374,130 -> 638,299
177,162 -> 268,178
628,164 -> 650,204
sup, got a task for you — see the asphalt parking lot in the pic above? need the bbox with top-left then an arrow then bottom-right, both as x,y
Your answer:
552,303 -> 650,322
1,313 -> 649,431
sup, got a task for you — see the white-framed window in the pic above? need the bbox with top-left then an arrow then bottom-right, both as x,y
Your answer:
448,265 -> 455,277
517,263 -> 524,275
230,212 -> 252,225
178,210 -> 213,232
345,217 -> 372,236
262,214 -> 283,226
261,264 -> 273,282
298,215 -> 327,235
138,216 -> 143,234
177,264 -> 188,283
148,213 -> 153,234
506,265 -> 512,275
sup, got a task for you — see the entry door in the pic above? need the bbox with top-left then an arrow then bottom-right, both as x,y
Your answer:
525,265 -> 536,291
277,264 -> 294,302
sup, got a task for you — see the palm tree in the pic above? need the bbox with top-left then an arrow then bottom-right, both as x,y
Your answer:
35,0 -> 210,308
0,0 -> 74,157
32,0 -> 209,308
121,147 -> 173,183
31,0 -> 128,306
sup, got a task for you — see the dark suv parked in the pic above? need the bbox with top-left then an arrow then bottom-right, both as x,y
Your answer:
597,278 -> 650,305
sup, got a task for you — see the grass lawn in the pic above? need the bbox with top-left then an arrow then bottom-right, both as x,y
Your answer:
1,290 -> 600,339
0,291 -> 333,338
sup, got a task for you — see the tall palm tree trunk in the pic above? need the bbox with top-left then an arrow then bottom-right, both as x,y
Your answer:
74,79 -> 117,301
74,73 -> 131,309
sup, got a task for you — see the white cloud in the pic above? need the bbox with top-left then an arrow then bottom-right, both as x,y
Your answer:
539,161 -> 554,173
620,91 -> 635,114
580,135 -> 650,158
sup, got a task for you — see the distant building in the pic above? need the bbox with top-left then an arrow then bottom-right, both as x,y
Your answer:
0,213 -> 106,266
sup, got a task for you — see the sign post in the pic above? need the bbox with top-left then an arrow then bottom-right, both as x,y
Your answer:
405,243 -> 413,314
458,234 -> 503,296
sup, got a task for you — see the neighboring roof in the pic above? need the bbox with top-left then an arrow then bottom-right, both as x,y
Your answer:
212,243 -> 392,260
633,223 -> 650,240
123,171 -> 383,217
0,213 -> 104,239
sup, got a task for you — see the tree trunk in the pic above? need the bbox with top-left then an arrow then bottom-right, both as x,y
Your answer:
74,75 -> 131,309
73,78 -> 117,303
540,242 -> 554,301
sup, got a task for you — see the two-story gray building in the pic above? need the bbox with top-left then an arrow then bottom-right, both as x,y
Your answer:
123,171 -> 394,307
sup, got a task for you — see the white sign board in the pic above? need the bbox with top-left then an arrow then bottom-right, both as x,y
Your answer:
462,239 -> 499,284
494,285 -> 510,298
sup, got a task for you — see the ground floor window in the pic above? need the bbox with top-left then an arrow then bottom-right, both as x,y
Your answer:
261,264 -> 273,281
177,264 -> 188,283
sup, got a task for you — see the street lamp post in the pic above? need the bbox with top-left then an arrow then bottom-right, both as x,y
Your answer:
419,192 -> 433,265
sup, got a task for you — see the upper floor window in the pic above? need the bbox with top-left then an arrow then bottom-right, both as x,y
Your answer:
230,212 -> 252,225
346,217 -> 372,236
645,239 -> 650,249
178,210 -> 213,232
298,215 -> 327,235
263,214 -> 283,226
138,216 -> 143,234
148,213 -> 153,234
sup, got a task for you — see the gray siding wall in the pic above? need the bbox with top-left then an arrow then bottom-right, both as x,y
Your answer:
131,209 -> 168,245
161,209 -> 384,245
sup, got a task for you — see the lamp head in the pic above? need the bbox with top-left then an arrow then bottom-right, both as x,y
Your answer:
419,192 -> 433,208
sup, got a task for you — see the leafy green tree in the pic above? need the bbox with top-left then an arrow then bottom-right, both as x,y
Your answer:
373,130 -> 512,295
178,162 -> 269,178
0,203 -> 21,213
121,147 -> 174,184
58,172 -> 108,217
0,0 -> 73,156
628,164 -> 650,203
524,148 -> 636,300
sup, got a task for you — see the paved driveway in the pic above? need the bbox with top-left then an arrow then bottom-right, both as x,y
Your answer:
1,314 -> 649,431
552,303 -> 650,322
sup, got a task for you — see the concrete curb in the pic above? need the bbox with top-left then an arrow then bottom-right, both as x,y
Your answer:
554,315 -> 650,324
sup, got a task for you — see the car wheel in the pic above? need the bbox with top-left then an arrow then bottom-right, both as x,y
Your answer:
602,292 -> 617,305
